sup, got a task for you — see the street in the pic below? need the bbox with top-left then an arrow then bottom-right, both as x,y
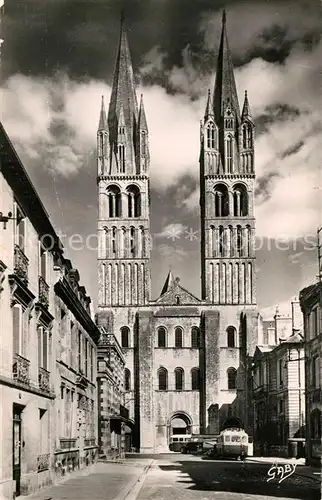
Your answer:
135,454 -> 320,500
21,453 -> 321,500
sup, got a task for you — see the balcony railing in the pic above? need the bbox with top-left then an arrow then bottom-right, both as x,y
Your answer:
13,353 -> 30,384
37,453 -> 50,472
38,366 -> 50,392
14,245 -> 29,284
60,438 -> 77,450
38,276 -> 49,308
84,438 -> 96,447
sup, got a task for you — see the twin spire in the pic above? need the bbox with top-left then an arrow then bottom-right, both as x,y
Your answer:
212,10 -> 251,124
97,14 -> 149,175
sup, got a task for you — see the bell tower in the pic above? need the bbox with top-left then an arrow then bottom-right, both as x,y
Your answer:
200,11 -> 256,305
97,16 -> 151,307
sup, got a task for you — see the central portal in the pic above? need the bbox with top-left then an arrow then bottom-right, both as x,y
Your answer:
170,412 -> 192,436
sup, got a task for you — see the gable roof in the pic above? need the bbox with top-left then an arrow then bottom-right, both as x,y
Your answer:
156,274 -> 201,305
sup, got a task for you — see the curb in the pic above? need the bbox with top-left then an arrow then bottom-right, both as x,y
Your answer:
114,460 -> 154,500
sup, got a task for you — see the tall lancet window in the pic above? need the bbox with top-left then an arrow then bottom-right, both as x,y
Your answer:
243,124 -> 252,149
206,123 -> 215,149
130,227 -> 135,255
111,227 -> 117,256
226,135 -> 233,173
119,144 -> 126,173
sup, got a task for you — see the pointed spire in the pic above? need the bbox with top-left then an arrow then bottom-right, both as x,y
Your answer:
213,10 -> 240,124
242,90 -> 253,122
98,95 -> 108,131
160,269 -> 174,295
138,94 -> 148,131
108,13 -> 138,139
204,89 -> 214,120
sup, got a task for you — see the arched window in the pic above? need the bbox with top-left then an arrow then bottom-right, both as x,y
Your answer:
236,225 -> 242,256
191,327 -> 200,348
219,226 -> 224,256
127,185 -> 141,218
242,124 -> 252,149
206,123 -> 215,149
214,184 -> 229,217
176,296 -> 180,305
107,185 -> 121,217
227,326 -> 236,348
130,227 -> 135,255
232,184 -> 248,217
121,326 -> 130,348
175,327 -> 183,348
125,368 -> 131,391
158,367 -> 168,391
191,368 -> 200,390
111,227 -> 117,256
226,135 -> 233,173
175,367 -> 184,391
227,368 -> 237,390
118,144 -> 126,173
157,327 -> 167,348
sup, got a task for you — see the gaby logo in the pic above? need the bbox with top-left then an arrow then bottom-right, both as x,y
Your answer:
267,463 -> 297,483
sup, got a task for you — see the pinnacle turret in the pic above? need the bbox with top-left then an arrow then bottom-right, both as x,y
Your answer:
242,90 -> 253,122
138,94 -> 148,131
213,10 -> 240,124
204,89 -> 214,121
98,95 -> 108,131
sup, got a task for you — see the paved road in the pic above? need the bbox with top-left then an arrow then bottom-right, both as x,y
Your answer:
136,454 -> 320,500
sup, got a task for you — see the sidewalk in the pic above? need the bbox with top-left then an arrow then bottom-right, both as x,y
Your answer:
20,460 -> 154,500
246,456 -> 321,483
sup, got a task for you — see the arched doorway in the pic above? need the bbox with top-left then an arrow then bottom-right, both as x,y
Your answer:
169,412 -> 192,436
223,417 -> 243,430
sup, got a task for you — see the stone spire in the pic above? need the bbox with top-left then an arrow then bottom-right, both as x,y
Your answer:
98,95 -> 108,131
107,14 -> 139,143
213,10 -> 240,124
160,269 -> 174,295
241,90 -> 253,122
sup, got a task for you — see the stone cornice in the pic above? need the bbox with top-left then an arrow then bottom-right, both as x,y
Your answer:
97,174 -> 149,183
205,174 -> 255,179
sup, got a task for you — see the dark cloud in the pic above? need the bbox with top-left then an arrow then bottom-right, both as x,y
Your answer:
3,0 -> 321,84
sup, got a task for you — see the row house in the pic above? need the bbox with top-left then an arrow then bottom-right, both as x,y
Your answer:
300,282 -> 322,466
0,121 -> 100,499
252,305 -> 305,458
97,327 -> 132,458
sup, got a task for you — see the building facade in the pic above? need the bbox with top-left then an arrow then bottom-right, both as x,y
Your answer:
0,121 -> 99,499
252,306 -> 305,458
300,282 -> 322,466
97,13 -> 260,453
97,328 -> 132,457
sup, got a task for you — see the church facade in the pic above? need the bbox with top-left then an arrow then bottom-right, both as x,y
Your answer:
96,13 -> 259,452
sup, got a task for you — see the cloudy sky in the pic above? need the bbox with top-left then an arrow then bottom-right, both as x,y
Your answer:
1,0 -> 321,317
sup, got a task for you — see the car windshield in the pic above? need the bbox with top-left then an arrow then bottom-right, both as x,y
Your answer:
231,435 -> 241,442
